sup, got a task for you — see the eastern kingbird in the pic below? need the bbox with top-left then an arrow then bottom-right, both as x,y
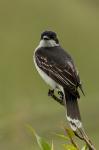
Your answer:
34,31 -> 84,131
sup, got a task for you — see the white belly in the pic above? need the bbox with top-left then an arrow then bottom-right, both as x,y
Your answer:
34,56 -> 63,92
34,57 -> 56,89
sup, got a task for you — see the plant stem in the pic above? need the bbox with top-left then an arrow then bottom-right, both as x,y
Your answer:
75,128 -> 96,150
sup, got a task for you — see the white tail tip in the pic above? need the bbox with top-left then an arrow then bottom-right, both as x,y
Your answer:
67,116 -> 82,131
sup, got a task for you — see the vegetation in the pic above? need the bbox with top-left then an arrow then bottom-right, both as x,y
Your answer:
27,125 -> 96,150
29,126 -> 86,150
0,0 -> 99,150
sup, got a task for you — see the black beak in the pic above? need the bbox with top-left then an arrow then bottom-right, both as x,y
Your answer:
43,36 -> 50,40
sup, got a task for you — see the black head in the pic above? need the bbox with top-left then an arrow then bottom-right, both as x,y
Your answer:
41,31 -> 59,44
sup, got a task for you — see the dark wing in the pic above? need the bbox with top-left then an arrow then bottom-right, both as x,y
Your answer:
35,47 -> 83,97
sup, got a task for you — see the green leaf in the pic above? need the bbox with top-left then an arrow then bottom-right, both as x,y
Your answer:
34,133 -> 51,150
26,125 -> 51,150
81,145 -> 87,150
51,141 -> 54,150
63,144 -> 78,150
56,133 -> 69,141
65,128 -> 75,138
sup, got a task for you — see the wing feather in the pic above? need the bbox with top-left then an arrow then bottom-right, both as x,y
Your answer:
35,54 -> 80,94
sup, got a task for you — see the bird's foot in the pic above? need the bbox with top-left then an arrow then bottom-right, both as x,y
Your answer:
48,89 -> 54,97
58,91 -> 64,100
48,89 -> 64,106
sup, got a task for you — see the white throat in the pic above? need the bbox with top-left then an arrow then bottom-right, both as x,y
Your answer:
36,39 -> 59,49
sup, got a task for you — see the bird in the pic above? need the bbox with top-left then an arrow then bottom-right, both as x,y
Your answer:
33,30 -> 84,131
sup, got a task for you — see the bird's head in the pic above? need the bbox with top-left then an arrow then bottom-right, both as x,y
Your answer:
38,31 -> 59,48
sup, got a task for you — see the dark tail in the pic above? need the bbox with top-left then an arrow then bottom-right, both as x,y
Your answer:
64,89 -> 82,131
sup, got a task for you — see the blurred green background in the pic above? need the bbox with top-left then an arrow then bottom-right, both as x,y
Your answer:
0,0 -> 99,149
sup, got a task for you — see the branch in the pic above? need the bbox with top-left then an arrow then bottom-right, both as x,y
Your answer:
74,127 -> 96,150
65,128 -> 79,150
48,89 -> 64,105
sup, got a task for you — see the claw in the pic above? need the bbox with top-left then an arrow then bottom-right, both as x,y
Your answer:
58,91 -> 64,100
48,89 -> 54,96
48,89 -> 64,106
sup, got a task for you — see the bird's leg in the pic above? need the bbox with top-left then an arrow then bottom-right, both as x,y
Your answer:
48,89 -> 54,96
58,91 -> 64,101
48,89 -> 64,106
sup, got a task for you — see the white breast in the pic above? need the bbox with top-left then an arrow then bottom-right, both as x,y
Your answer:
34,55 -> 57,89
33,39 -> 64,93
